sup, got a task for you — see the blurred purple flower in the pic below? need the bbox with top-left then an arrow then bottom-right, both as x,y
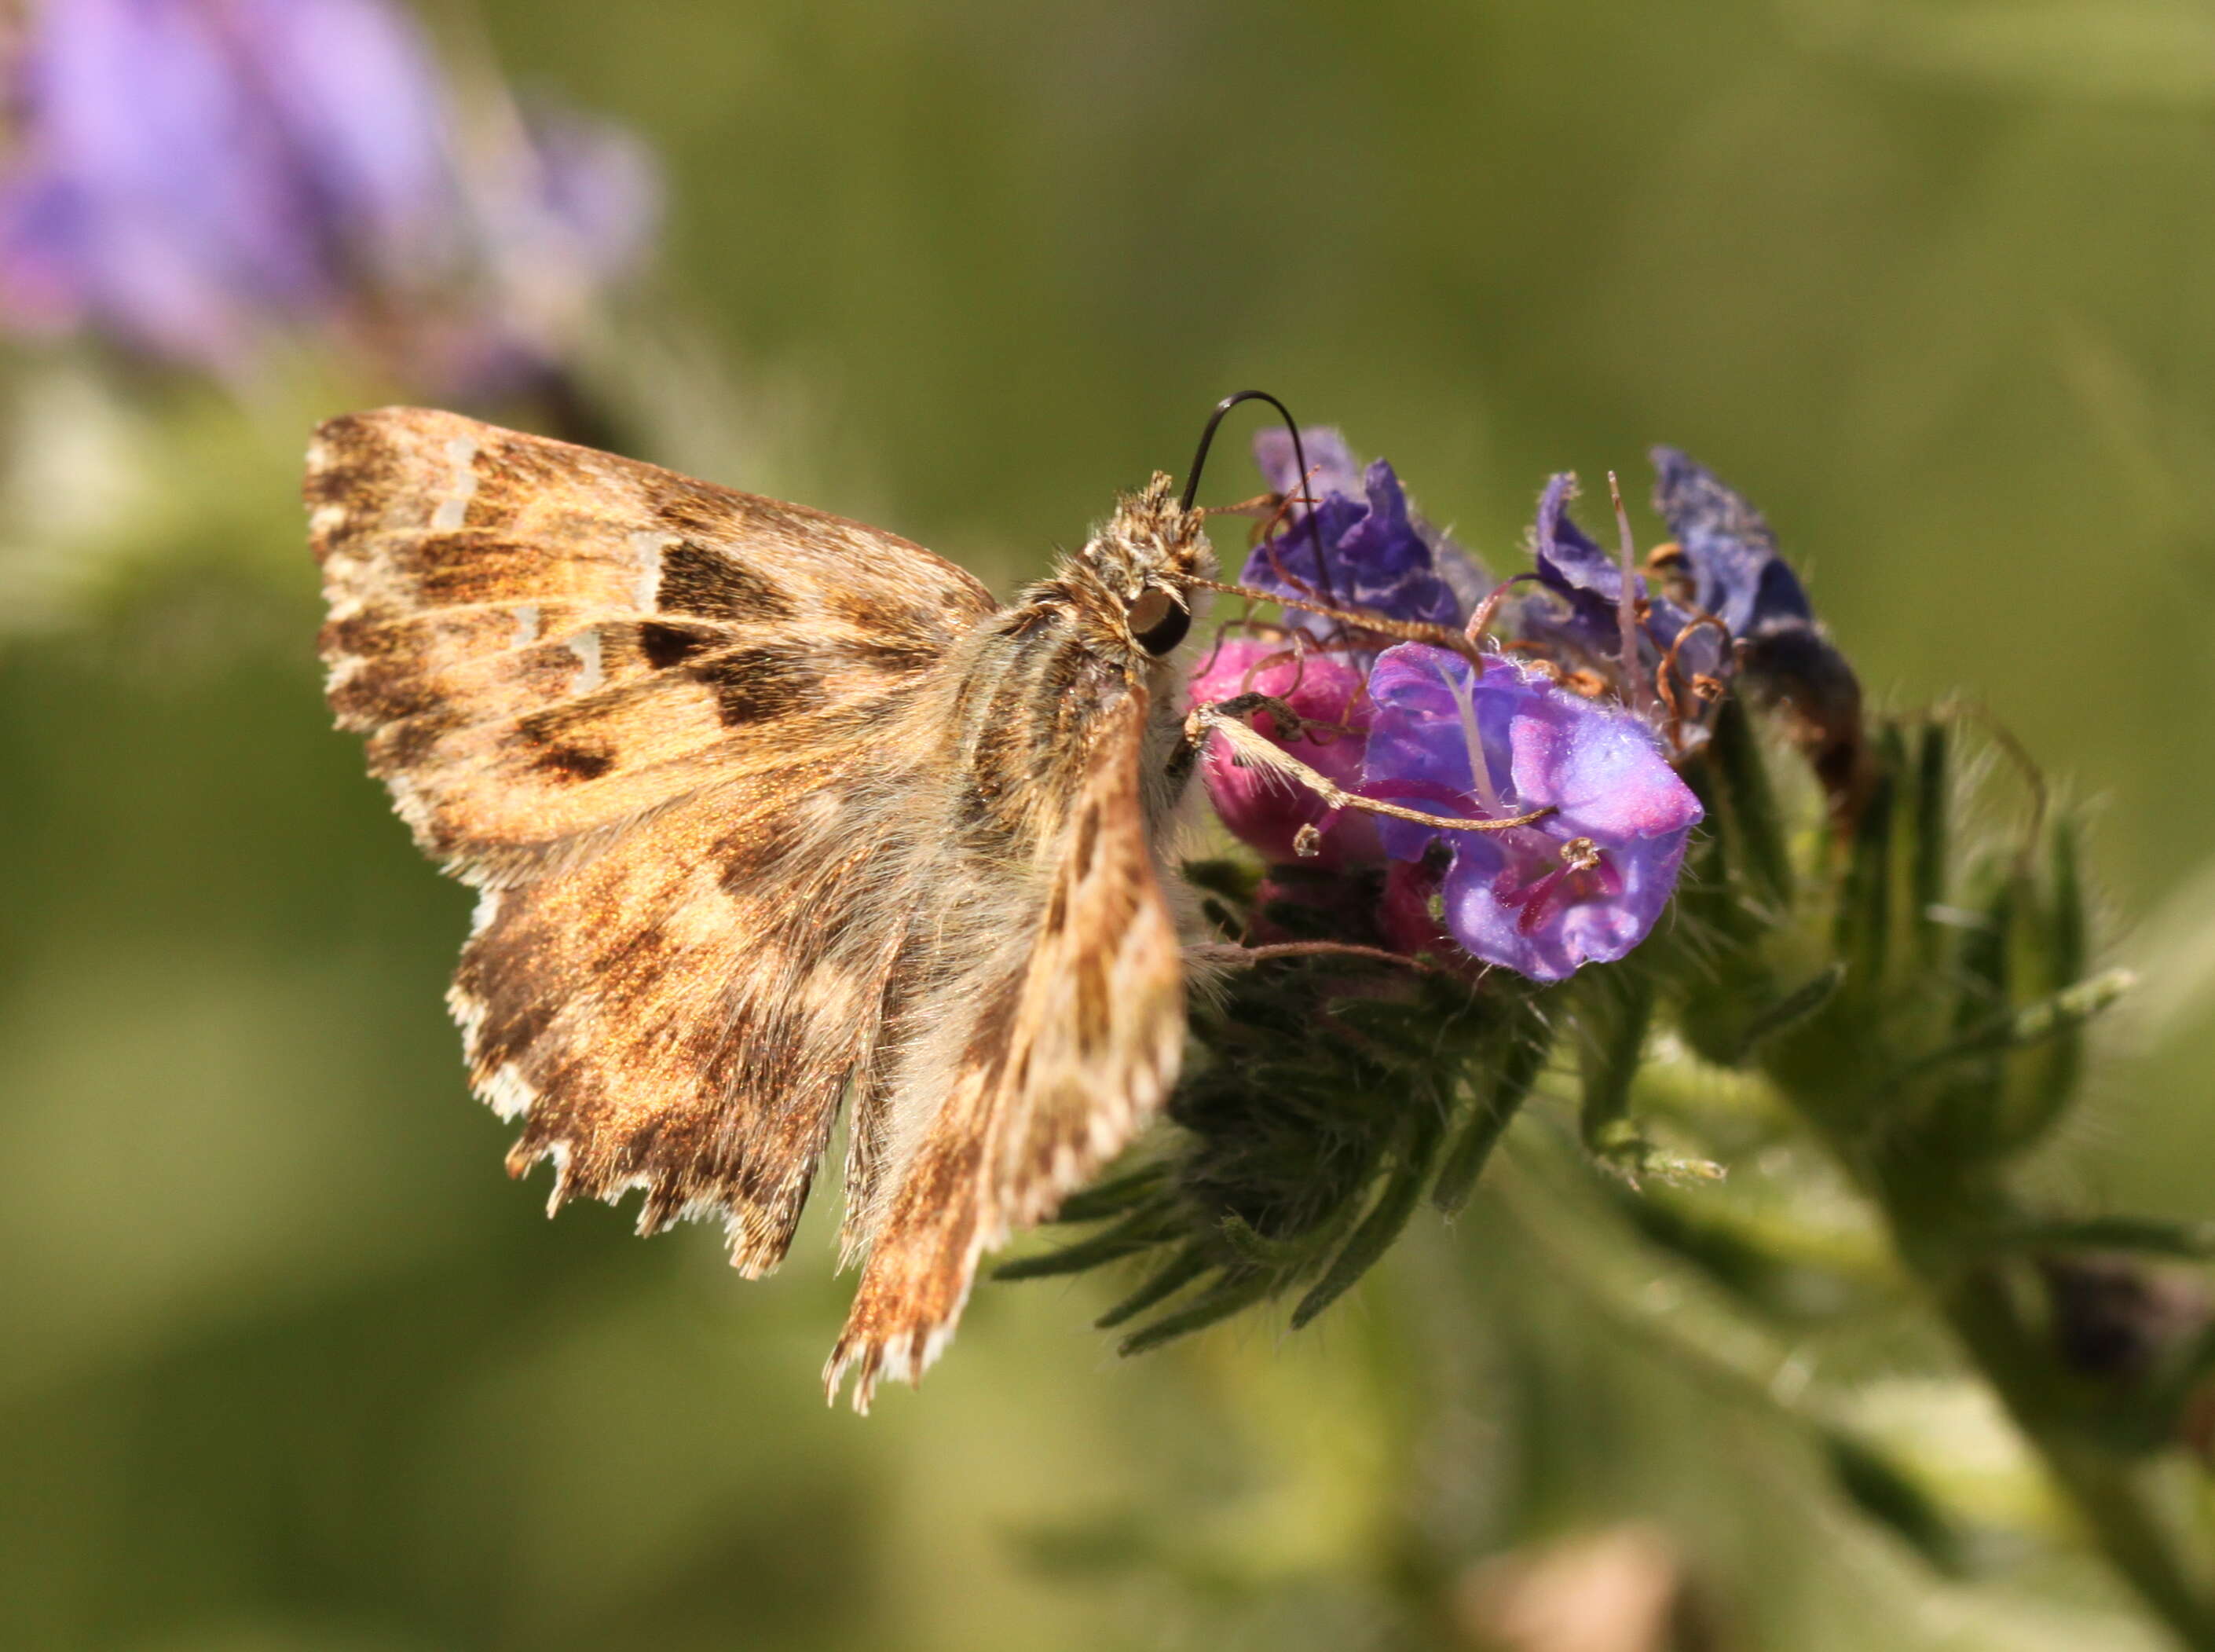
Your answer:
1361,644 -> 1702,982
1253,423 -> 1361,500
498,102 -> 661,287
0,0 -> 657,387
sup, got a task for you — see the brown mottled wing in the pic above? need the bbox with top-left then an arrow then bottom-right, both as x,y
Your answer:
826,688 -> 1185,1411
309,407 -> 997,1269
312,407 -> 990,877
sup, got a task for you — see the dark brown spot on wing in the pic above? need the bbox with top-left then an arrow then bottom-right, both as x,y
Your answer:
638,618 -> 726,669
713,795 -> 818,893
692,645 -> 825,726
651,479 -> 744,542
328,658 -> 427,727
467,987 -> 559,1079
461,439 -> 573,529
513,701 -> 623,772
370,707 -> 463,773
658,540 -> 796,624
851,634 -> 947,676
533,742 -> 614,782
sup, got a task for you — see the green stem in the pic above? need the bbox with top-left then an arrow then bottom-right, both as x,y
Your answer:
1936,1266 -> 2215,1649
1795,1114 -> 2215,1642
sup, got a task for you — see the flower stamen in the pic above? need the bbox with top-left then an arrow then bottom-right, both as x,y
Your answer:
1493,835 -> 1617,936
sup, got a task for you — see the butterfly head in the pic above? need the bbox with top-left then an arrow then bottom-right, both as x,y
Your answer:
1063,471 -> 1215,661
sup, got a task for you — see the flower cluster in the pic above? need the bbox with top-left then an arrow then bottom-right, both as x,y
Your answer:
1034,430 -> 2176,1639
1186,430 -> 1815,983
0,0 -> 659,392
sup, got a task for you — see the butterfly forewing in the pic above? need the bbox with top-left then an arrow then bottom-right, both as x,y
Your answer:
310,408 -> 994,875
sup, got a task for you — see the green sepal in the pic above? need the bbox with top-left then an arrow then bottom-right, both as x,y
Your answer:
1576,964 -> 1658,1162
1049,1163 -> 1169,1225
1708,690 -> 1793,912
1094,1245 -> 1214,1331
1116,1269 -> 1275,1357
1986,1215 -> 2215,1262
995,1207 -> 1175,1282
1291,1106 -> 1446,1328
1833,725 -> 1903,993
1727,962 -> 1845,1066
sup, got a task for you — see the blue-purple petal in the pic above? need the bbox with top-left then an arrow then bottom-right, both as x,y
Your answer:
1360,643 -> 1702,981
518,105 -> 663,281
1649,446 -> 1811,638
1524,469 -> 1729,691
1499,690 -> 1703,840
1534,473 -> 1634,610
1437,822 -> 1684,984
1240,443 -> 1464,635
244,0 -> 456,276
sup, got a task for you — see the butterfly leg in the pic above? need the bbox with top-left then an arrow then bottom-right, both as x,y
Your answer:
1185,939 -> 1447,974
1179,697 -> 1555,837
1164,690 -> 1287,792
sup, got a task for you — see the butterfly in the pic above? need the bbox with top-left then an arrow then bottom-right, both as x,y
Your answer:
308,408 -> 1222,1410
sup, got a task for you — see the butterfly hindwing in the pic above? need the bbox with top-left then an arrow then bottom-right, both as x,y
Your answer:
826,687 -> 1185,1408
456,758 -> 923,1268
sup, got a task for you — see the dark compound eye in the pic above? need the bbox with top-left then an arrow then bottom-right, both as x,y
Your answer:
1127,586 -> 1191,655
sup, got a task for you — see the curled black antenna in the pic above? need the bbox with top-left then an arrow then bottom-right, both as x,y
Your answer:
1180,389 -> 1335,605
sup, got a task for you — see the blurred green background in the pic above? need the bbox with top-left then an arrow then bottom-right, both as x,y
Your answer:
5,1 -> 2215,1647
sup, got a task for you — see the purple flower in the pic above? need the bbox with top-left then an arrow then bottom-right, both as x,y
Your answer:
1188,432 -> 1707,976
1360,644 -> 1703,982
494,103 -> 662,289
1253,423 -> 1363,500
1242,427 -> 1478,637
0,0 -> 657,386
